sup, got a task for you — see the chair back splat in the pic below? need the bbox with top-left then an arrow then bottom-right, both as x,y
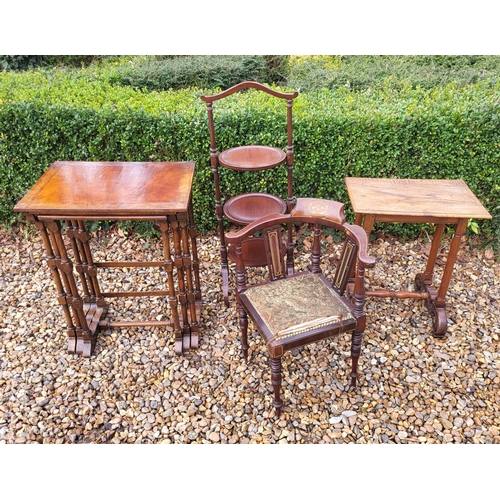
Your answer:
225,198 -> 376,417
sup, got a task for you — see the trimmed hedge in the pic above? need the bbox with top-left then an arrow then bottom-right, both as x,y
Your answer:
1,68 -> 499,243
111,55 -> 288,91
288,55 -> 500,93
0,56 -> 45,71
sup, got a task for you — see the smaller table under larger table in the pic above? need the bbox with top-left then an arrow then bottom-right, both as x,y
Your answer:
345,177 -> 491,337
15,161 -> 202,357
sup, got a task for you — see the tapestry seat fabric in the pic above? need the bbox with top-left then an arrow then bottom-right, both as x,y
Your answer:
240,273 -> 355,341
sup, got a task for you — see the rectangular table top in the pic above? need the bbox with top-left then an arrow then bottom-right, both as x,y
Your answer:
345,177 -> 492,220
15,161 -> 196,219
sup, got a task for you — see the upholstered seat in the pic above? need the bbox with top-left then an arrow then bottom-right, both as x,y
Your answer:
225,198 -> 376,416
240,272 -> 356,355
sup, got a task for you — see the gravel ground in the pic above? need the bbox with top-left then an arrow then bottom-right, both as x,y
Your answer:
1,225 -> 499,444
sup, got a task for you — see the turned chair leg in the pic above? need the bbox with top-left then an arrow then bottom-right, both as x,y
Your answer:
239,307 -> 249,360
350,329 -> 362,387
270,357 -> 283,417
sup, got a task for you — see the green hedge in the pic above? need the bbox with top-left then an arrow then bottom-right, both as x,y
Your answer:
0,55 -> 109,71
112,55 -> 288,91
0,56 -> 45,71
288,55 -> 500,93
1,68 -> 499,243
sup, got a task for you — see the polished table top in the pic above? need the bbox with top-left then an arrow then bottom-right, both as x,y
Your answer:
15,161 -> 195,218
345,177 -> 492,220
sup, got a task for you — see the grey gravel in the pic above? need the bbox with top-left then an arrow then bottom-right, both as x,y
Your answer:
0,226 -> 499,444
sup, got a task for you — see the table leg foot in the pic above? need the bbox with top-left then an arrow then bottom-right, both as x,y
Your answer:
76,338 -> 94,358
182,333 -> 191,352
190,332 -> 199,349
415,273 -> 447,337
174,338 -> 183,355
187,299 -> 201,350
67,336 -> 77,355
430,304 -> 448,338
71,303 -> 107,358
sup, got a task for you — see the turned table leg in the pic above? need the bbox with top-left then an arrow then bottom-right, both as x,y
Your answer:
170,214 -> 192,352
66,220 -> 107,350
181,204 -> 200,349
28,216 -> 78,354
43,220 -> 105,357
158,220 -> 183,355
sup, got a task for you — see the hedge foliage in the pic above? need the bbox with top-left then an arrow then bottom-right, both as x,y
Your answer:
111,55 -> 288,91
0,55 -> 112,71
288,55 -> 500,93
1,66 -> 499,244
0,56 -> 45,71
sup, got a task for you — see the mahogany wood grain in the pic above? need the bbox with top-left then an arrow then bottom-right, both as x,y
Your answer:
223,192 -> 287,225
219,145 -> 286,171
15,161 -> 194,218
200,80 -> 298,102
225,199 -> 376,416
15,161 -> 201,357
200,82 -> 299,305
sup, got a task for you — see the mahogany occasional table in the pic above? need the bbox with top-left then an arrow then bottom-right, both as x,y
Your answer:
345,177 -> 491,337
15,161 -> 202,357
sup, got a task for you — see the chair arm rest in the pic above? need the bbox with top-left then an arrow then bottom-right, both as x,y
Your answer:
345,224 -> 376,268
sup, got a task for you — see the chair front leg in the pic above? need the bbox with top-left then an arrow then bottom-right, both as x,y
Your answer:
270,356 -> 283,417
238,301 -> 249,360
350,328 -> 362,387
350,259 -> 370,387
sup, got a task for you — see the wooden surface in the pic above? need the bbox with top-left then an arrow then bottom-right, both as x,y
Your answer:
200,80 -> 298,103
219,145 -> 286,171
344,177 -> 491,338
224,192 -> 287,225
14,160 -> 201,357
15,161 -> 195,218
226,205 -> 376,416
291,197 -> 346,223
345,177 -> 491,221
200,81 -> 298,306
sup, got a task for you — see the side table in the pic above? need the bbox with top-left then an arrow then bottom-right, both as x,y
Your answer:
345,177 -> 491,336
15,161 -> 202,357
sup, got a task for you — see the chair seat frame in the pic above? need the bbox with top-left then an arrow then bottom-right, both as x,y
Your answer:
225,198 -> 376,416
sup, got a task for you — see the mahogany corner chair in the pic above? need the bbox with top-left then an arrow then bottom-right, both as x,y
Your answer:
200,81 -> 299,306
225,198 -> 376,417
